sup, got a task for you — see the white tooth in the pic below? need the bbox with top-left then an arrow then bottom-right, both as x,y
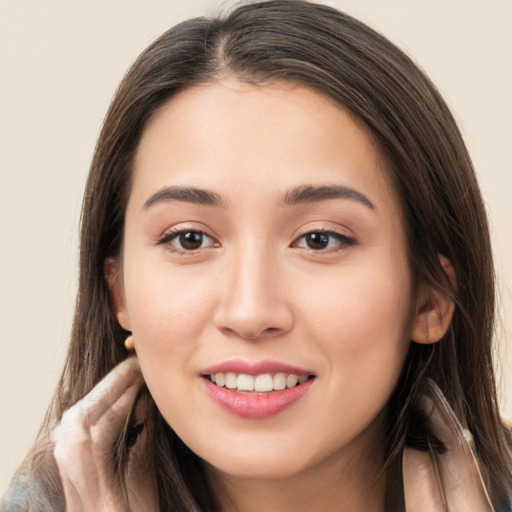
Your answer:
225,372 -> 237,389
215,373 -> 226,387
237,374 -> 255,391
298,375 -> 308,384
286,374 -> 298,388
273,373 -> 286,390
210,374 -> 216,383
254,374 -> 274,392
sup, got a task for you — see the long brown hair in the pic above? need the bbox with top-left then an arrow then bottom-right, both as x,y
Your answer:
7,1 -> 512,510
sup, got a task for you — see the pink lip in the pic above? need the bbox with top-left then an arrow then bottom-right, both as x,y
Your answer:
200,359 -> 315,419
200,359 -> 313,377
201,378 -> 314,419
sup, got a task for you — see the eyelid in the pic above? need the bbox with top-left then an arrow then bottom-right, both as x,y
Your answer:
154,222 -> 357,255
159,229 -> 215,245
156,224 -> 220,253
155,221 -> 216,240
292,225 -> 358,252
293,221 -> 355,239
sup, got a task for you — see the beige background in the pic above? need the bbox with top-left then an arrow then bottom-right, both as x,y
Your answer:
1,0 -> 511,494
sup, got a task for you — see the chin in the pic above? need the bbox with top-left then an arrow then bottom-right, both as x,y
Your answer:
210,457 -> 309,481
199,442 -> 321,481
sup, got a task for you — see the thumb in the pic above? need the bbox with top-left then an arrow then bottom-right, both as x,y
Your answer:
403,447 -> 445,512
125,394 -> 159,512
404,379 -> 495,512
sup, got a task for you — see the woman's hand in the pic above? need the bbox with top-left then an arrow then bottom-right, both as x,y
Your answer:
51,357 -> 158,512
403,381 -> 494,512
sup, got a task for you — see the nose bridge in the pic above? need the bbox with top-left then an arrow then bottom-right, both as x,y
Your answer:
233,240 -> 274,305
215,236 -> 292,339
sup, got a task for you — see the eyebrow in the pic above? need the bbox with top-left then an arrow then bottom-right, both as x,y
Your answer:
279,184 -> 375,210
143,186 -> 224,210
142,183 -> 375,211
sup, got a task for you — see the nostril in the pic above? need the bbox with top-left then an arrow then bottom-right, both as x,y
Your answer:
213,298 -> 294,341
240,326 -> 282,340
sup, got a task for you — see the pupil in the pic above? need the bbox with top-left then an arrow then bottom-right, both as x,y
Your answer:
179,231 -> 203,250
306,232 -> 329,249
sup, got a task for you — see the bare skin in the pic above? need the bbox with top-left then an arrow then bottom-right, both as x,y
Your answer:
403,382 -> 495,512
51,357 -> 158,512
116,80 -> 413,511
49,360 -> 494,511
49,80 -> 494,512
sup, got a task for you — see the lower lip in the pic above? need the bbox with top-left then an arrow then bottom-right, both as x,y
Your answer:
201,377 -> 314,419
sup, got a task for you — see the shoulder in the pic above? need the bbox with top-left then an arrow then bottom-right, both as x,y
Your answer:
1,466 -> 64,512
1,478 -> 33,512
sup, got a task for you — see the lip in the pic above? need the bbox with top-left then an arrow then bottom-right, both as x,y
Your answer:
200,359 -> 313,377
200,359 -> 315,419
202,378 -> 314,419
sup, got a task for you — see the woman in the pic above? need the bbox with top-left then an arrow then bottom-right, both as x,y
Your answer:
3,1 -> 511,510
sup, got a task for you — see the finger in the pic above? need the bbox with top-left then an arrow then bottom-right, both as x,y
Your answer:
91,381 -> 142,451
133,390 -> 153,424
127,394 -> 154,468
126,425 -> 159,509
52,358 -> 143,447
52,358 -> 144,511
78,357 -> 143,427
403,447 -> 444,512
416,384 -> 494,511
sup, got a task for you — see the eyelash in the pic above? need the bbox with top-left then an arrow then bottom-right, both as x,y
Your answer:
157,228 -> 218,254
157,228 -> 357,255
292,229 -> 357,252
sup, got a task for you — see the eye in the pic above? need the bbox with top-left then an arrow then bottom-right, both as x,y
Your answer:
159,230 -> 217,252
294,230 -> 356,251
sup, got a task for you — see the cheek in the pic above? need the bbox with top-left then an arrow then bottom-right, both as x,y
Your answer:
124,258 -> 214,344
301,261 -> 411,348
298,263 -> 411,416
121,260 -> 217,402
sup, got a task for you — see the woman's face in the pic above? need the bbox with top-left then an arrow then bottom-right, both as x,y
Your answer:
114,80 -> 415,480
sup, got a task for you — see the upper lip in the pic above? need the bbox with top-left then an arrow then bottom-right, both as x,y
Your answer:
200,359 -> 314,377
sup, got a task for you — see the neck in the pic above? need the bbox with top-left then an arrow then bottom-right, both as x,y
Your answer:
205,420 -> 388,512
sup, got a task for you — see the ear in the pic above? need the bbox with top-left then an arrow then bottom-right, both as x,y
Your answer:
410,255 -> 455,344
104,257 -> 131,331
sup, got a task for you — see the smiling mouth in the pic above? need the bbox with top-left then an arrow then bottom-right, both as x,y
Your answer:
204,372 -> 314,393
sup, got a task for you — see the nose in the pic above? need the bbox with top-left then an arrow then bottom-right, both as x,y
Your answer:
213,247 -> 294,341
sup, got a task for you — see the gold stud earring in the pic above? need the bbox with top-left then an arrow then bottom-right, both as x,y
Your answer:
124,335 -> 135,352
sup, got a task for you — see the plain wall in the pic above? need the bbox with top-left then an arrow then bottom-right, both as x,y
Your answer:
1,0 -> 511,494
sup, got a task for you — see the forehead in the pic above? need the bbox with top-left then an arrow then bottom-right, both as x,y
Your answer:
132,80 -> 398,213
